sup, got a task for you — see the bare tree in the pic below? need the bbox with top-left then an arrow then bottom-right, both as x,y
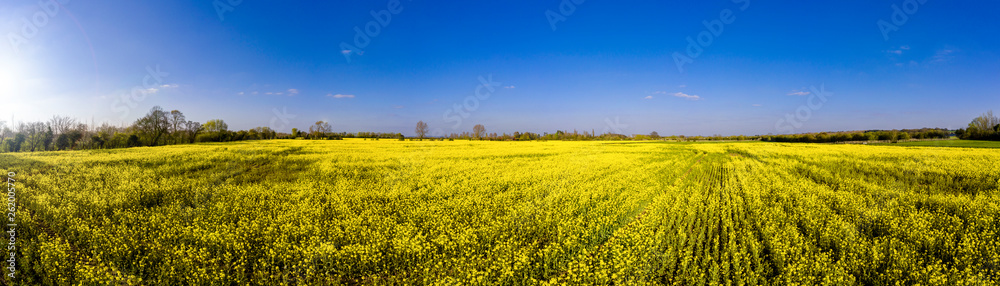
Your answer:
184,120 -> 202,143
415,120 -> 428,139
0,120 -> 9,141
169,110 -> 186,144
473,124 -> 486,140
49,115 -> 75,135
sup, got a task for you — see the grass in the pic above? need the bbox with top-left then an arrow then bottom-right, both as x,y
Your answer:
877,139 -> 1000,148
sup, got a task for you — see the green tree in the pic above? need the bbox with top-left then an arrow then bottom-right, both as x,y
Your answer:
203,119 -> 228,134
134,106 -> 170,146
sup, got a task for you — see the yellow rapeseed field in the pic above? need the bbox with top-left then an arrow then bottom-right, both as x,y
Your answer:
1,139 -> 998,285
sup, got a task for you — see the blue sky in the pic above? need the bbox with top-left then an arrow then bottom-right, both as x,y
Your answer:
2,1 -> 998,136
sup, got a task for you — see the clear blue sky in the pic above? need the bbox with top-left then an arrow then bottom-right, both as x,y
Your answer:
2,1 -> 998,136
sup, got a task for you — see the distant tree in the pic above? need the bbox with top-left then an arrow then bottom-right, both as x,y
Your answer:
291,128 -> 300,138
134,106 -> 171,146
309,121 -> 332,138
203,119 -> 228,134
127,134 -> 141,147
184,121 -> 202,143
473,124 -> 486,140
415,121 -> 428,139
90,135 -> 105,149
11,133 -> 25,152
42,126 -> 54,151
48,115 -> 75,135
55,133 -> 71,150
650,131 -> 661,139
961,110 -> 1000,140
169,110 -> 186,144
970,110 -> 998,131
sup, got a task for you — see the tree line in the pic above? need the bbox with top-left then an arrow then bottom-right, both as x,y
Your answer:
2,108 -> 993,153
0,106 -> 277,153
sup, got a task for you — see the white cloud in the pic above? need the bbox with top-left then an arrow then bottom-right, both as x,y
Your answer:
787,90 -> 810,96
160,83 -> 179,88
503,85 -> 515,89
328,93 -> 355,98
888,45 -> 910,55
237,91 -> 244,95
265,92 -> 274,95
678,84 -> 686,88
643,96 -> 653,100
341,49 -> 351,54
287,88 -> 299,96
931,49 -> 955,63
671,92 -> 700,100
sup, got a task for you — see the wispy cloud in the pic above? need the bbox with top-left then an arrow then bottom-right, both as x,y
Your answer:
160,83 -> 179,88
671,92 -> 700,100
287,88 -> 299,96
887,45 -> 910,55
503,85 -> 515,89
678,84 -> 686,88
787,90 -> 810,96
643,95 -> 653,100
931,49 -> 955,63
328,93 -> 355,98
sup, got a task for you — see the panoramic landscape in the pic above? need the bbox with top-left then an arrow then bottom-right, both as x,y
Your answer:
2,1 -> 999,285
